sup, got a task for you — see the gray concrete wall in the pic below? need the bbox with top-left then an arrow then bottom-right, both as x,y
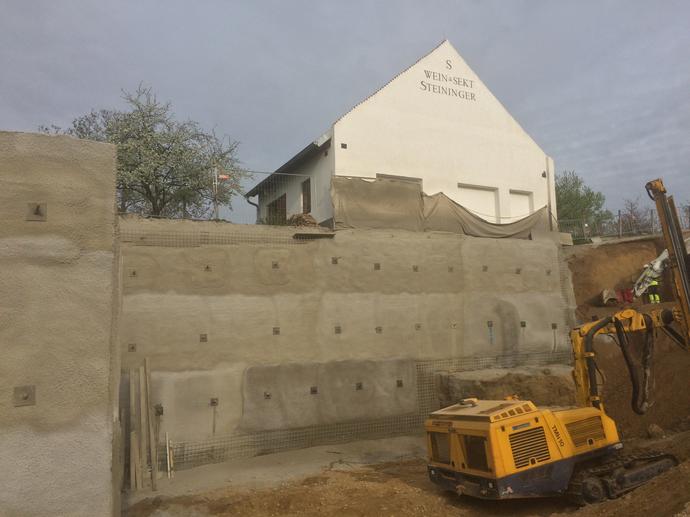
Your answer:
120,218 -> 572,445
0,132 -> 120,517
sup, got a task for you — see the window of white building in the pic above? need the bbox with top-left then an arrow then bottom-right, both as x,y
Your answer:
302,178 -> 311,214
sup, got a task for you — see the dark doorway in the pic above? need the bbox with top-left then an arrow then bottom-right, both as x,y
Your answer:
267,194 -> 286,225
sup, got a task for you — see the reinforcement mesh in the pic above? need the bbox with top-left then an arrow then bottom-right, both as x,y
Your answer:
165,349 -> 572,471
120,227 -> 327,248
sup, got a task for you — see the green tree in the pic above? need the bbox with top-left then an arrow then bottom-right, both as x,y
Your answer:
40,86 -> 247,218
555,171 -> 612,224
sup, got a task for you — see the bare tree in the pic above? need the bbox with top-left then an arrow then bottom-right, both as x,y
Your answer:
620,196 -> 652,234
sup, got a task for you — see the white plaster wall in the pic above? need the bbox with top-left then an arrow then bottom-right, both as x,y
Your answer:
332,40 -> 556,223
457,184 -> 500,222
510,190 -> 534,219
257,143 -> 334,224
0,132 -> 120,517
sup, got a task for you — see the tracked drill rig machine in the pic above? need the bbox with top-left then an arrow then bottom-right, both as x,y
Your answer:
425,179 -> 690,504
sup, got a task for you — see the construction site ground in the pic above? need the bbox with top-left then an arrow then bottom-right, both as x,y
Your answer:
128,429 -> 690,517
127,237 -> 690,516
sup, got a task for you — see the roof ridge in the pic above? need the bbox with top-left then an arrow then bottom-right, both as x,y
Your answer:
333,39 -> 449,124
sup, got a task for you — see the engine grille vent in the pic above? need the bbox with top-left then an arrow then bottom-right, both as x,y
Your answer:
566,416 -> 606,448
509,426 -> 551,469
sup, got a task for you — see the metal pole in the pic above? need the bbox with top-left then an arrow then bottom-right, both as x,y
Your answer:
650,208 -> 655,234
544,161 -> 554,232
618,210 -> 622,238
212,167 -> 219,220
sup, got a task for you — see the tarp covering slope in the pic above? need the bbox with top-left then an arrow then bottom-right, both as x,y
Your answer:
332,176 -> 550,238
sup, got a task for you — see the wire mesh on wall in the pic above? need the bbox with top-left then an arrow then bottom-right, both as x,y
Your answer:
119,226 -> 323,248
164,349 -> 572,471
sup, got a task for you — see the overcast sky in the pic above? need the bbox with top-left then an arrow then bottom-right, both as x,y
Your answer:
2,0 -> 689,220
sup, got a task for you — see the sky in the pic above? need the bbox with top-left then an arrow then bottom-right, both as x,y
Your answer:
1,0 -> 689,221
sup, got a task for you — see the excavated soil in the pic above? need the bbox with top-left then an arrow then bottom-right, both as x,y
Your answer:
566,237 -> 690,438
593,332 -> 690,438
437,365 -> 576,409
565,237 -> 668,310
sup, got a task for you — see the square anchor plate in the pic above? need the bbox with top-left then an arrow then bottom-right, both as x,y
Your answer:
13,385 -> 36,407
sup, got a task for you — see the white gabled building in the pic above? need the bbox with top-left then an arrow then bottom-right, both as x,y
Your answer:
246,40 -> 556,227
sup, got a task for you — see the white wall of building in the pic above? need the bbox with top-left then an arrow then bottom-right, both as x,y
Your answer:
331,40 -> 557,224
257,142 -> 334,224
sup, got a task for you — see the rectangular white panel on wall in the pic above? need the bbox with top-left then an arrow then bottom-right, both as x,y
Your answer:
509,190 -> 534,219
457,183 -> 499,223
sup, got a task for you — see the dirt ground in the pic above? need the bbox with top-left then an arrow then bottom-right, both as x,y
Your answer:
128,430 -> 690,517
127,237 -> 690,517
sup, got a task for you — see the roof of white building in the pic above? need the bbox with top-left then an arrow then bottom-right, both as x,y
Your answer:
245,39 -> 544,198
245,40 -> 452,199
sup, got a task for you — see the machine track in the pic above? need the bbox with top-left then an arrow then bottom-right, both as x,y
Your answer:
566,450 -> 678,505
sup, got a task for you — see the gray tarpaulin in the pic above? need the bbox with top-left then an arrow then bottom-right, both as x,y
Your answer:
332,176 -> 424,232
423,192 -> 549,238
332,176 -> 550,238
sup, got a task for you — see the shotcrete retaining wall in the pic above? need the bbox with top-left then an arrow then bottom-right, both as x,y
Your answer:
119,217 -> 576,468
0,132 -> 120,516
437,365 -> 576,409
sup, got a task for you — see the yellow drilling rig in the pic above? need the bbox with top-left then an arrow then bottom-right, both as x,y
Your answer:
425,178 -> 689,504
